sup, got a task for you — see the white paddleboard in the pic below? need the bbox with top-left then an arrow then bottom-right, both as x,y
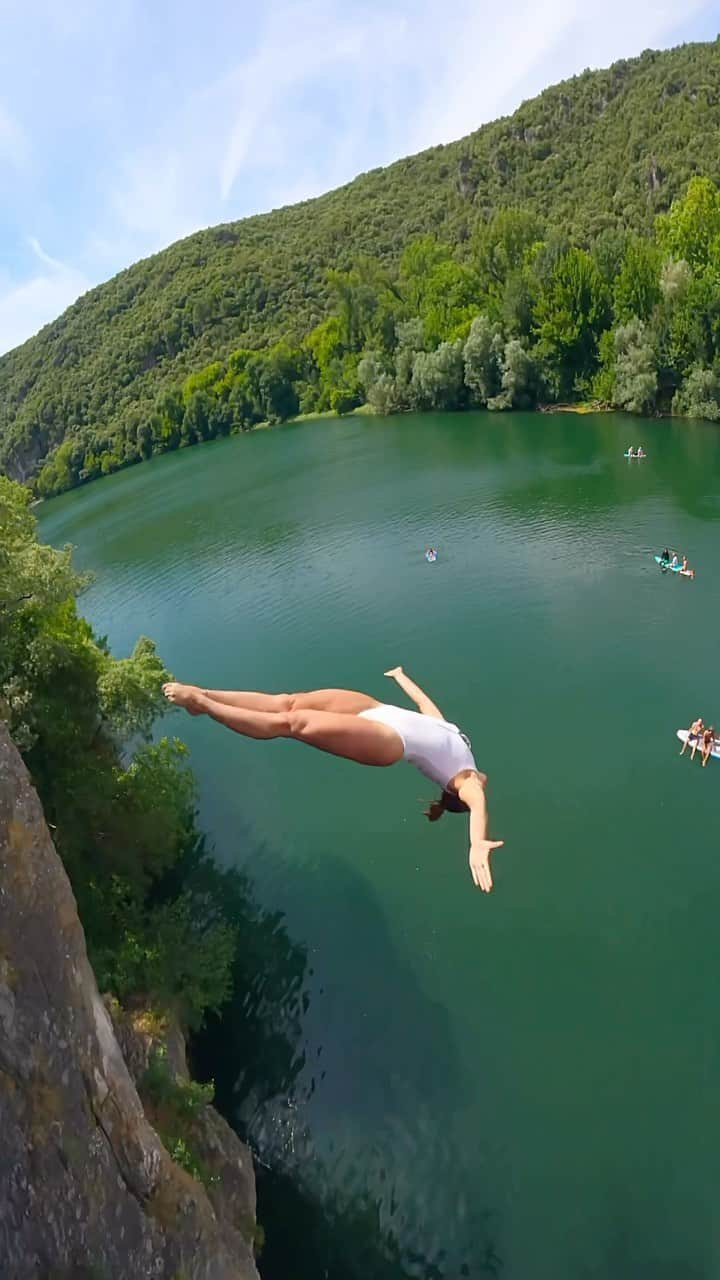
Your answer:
676,729 -> 720,760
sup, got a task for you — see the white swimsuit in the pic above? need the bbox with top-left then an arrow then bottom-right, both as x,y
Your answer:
358,704 -> 477,789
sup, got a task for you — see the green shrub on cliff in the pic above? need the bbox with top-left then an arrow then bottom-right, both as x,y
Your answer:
140,1046 -> 218,1187
0,474 -> 236,1028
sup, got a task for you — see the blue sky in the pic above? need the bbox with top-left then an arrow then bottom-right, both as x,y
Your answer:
0,0 -> 717,355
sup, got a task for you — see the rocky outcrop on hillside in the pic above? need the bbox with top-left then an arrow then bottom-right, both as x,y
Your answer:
0,722 -> 259,1280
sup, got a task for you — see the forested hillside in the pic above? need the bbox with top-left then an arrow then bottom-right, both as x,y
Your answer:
2,38 -> 720,491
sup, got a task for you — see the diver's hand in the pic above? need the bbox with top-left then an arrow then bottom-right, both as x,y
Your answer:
383,666 -> 403,679
469,840 -> 504,892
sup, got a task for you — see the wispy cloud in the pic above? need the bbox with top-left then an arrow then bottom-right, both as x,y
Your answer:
217,1 -> 407,201
405,0 -> 713,152
0,240 -> 89,355
104,0 -> 409,259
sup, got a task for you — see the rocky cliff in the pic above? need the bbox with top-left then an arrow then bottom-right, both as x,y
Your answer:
0,722 -> 260,1280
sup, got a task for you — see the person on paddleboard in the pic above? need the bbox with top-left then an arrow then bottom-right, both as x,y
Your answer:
680,717 -> 704,758
661,547 -> 670,563
680,554 -> 695,578
701,725 -> 715,768
163,667 -> 503,891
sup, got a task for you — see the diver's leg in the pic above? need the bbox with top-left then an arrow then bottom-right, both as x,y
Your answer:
171,686 -> 380,714
163,685 -> 402,764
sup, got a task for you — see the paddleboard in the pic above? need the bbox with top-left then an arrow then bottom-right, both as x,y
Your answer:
677,729 -> 720,760
654,555 -> 690,573
624,452 -> 646,458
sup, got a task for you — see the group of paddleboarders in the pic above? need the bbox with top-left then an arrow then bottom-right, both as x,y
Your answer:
658,547 -> 695,578
680,717 -> 717,767
626,445 -> 646,458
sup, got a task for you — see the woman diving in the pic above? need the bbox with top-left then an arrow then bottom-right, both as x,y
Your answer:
163,666 -> 504,892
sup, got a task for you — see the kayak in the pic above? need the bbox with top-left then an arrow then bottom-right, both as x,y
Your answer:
654,556 -> 692,575
676,729 -> 720,760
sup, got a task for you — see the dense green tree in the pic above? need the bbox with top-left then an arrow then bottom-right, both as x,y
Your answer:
659,256 -> 692,302
662,270 -> 720,375
420,259 -> 483,346
463,316 -> 504,405
398,236 -> 451,316
183,361 -> 224,402
609,319 -> 659,415
473,208 -> 541,312
500,268 -> 536,338
490,339 -> 543,410
304,317 -> 357,411
394,317 -> 426,403
256,347 -> 301,423
613,239 -> 661,324
410,341 -> 465,410
357,352 -> 401,414
0,475 -> 260,1031
182,389 -> 213,443
326,261 -> 401,355
534,249 -> 611,397
528,230 -> 571,289
591,228 -> 630,285
94,881 -> 237,1029
367,372 -> 403,415
96,635 -> 169,740
0,476 -> 80,615
136,420 -> 153,459
672,365 -> 720,420
155,389 -> 184,450
657,176 -> 720,271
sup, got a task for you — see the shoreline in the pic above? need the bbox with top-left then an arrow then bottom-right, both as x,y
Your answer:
249,403 -> 375,432
25,402 -> 674,503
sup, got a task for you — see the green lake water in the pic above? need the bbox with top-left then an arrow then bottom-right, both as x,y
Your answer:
39,411 -> 720,1278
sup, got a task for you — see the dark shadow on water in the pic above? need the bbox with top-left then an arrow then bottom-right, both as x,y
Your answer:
189,836 -> 503,1279
579,1219 -> 708,1280
255,1162 -> 503,1280
159,830 -> 309,1110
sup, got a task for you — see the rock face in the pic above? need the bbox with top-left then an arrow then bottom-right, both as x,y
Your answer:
109,1004 -> 259,1256
0,723 -> 260,1280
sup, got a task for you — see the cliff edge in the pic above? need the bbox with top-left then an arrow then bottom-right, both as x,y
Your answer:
0,722 -> 260,1280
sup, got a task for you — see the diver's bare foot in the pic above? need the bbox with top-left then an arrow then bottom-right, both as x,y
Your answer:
162,682 -> 204,715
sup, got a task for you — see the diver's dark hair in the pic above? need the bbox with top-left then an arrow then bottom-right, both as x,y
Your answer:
424,798 -> 446,822
424,789 -> 470,822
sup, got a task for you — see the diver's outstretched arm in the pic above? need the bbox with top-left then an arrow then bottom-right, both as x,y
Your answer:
383,666 -> 444,719
457,773 -> 504,893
